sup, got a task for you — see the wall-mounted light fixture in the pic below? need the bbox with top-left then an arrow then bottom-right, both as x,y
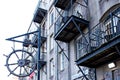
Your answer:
108,62 -> 116,68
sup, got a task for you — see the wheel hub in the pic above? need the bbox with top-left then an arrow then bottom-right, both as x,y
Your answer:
18,59 -> 26,67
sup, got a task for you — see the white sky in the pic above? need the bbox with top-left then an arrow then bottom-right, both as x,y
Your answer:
0,0 -> 38,80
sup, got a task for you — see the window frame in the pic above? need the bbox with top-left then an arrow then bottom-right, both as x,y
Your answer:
49,10 -> 54,26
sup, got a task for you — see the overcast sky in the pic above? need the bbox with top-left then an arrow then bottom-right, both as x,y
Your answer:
0,0 -> 38,80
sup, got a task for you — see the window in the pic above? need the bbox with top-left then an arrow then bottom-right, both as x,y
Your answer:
50,34 -> 54,50
49,11 -> 54,26
59,51 -> 64,71
104,71 -> 112,80
50,58 -> 54,76
76,37 -> 88,59
103,69 -> 120,80
104,8 -> 120,40
113,69 -> 120,80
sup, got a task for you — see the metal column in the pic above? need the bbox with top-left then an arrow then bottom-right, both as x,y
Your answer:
37,27 -> 41,80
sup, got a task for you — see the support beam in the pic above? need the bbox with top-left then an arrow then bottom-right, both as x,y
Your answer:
72,19 -> 89,46
77,66 -> 89,80
55,40 -> 69,61
55,7 -> 63,18
115,46 -> 120,55
6,31 -> 38,46
6,31 -> 38,41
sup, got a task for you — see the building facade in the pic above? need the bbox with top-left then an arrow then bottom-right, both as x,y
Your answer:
24,0 -> 120,80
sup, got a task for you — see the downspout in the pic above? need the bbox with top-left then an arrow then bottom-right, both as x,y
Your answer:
55,44 -> 59,80
68,43 -> 71,80
95,69 -> 97,80
37,27 -> 41,80
56,43 -> 59,80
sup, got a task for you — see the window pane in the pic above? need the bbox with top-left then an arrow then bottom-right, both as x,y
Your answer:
50,34 -> 54,50
50,58 -> 54,76
59,52 -> 64,70
50,12 -> 54,26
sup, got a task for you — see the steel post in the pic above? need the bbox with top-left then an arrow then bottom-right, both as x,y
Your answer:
37,27 -> 41,80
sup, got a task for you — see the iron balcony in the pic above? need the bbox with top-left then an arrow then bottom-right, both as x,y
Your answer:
34,52 -> 47,70
76,10 -> 120,68
33,8 -> 47,24
54,0 -> 76,10
32,28 -> 47,48
54,2 -> 89,42
33,1 -> 47,24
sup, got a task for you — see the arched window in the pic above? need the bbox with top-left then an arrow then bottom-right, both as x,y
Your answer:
104,7 -> 120,35
100,6 -> 120,41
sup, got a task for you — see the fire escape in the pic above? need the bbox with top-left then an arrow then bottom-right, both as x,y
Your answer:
23,1 -> 48,80
53,0 -> 94,80
76,7 -> 120,68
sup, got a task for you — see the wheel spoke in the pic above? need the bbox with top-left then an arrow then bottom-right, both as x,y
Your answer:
15,52 -> 20,60
24,67 -> 29,74
25,55 -> 30,59
12,47 -> 20,60
8,63 -> 18,66
19,67 -> 22,75
11,65 -> 19,73
21,51 -> 24,59
8,73 -> 12,76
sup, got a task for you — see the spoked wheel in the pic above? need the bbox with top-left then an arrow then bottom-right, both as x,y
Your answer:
6,50 -> 36,77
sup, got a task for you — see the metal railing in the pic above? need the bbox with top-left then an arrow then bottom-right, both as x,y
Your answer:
54,1 -> 89,34
25,22 -> 47,42
76,12 -> 120,59
76,33 -> 89,59
90,13 -> 120,50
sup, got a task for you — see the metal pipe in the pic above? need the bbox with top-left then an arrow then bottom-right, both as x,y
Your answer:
6,31 -> 38,41
56,42 -> 59,80
68,43 -> 71,80
37,27 -> 41,80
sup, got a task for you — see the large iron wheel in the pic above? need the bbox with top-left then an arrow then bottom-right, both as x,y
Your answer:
6,49 -> 36,77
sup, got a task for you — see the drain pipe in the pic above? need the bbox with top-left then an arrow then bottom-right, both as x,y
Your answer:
68,43 -> 71,80
56,43 -> 59,80
37,27 -> 41,80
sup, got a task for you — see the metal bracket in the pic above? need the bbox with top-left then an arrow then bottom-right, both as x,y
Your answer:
6,30 -> 38,45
